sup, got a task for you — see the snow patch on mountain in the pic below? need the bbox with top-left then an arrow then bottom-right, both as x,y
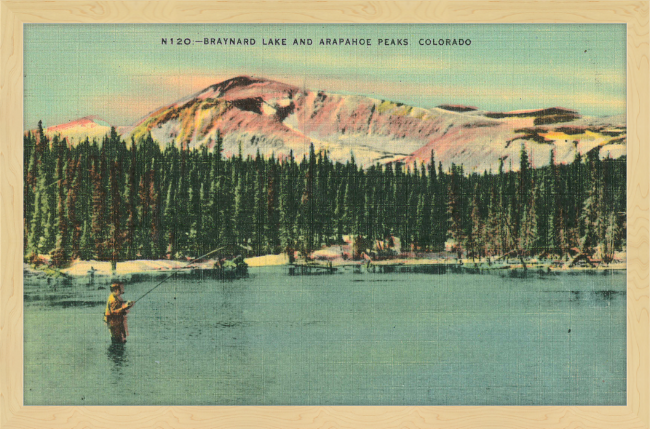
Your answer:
38,76 -> 626,172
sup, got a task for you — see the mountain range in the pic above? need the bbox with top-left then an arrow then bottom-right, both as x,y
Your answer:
40,75 -> 626,172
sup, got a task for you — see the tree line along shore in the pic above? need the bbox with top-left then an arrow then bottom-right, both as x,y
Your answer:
23,122 -> 626,273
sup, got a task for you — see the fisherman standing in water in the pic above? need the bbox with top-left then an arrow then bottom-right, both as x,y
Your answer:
104,282 -> 134,343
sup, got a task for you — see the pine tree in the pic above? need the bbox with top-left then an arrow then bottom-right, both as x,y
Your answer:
123,138 -> 138,260
343,175 -> 355,237
503,161 -> 518,255
218,165 -> 235,249
517,144 -> 531,239
555,206 -> 568,258
209,131 -> 224,248
91,152 -> 107,260
362,177 -> 373,240
566,152 -> 583,249
467,183 -> 483,260
333,175 -> 346,243
137,166 -> 152,259
405,169 -> 419,250
520,184 -> 539,256
187,171 -> 202,256
24,132 -> 37,251
485,183 -> 500,258
542,149 -> 557,255
66,158 -> 82,259
78,138 -> 95,250
150,167 -> 164,259
163,182 -> 177,259
580,151 -> 601,255
431,161 -> 447,251
279,152 -> 297,253
175,145 -> 190,256
198,182 -> 211,256
447,164 -> 464,257
79,220 -> 92,260
26,174 -> 47,261
42,136 -> 57,253
22,123 -> 628,265
266,155 -> 281,253
602,211 -> 618,263
208,152 -> 221,251
51,145 -> 69,267
233,166 -> 247,246
252,151 -> 266,255
108,161 -> 123,270
371,165 -> 386,242
415,191 -> 431,250
614,157 -> 626,250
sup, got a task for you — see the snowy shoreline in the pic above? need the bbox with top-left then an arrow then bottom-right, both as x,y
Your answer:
23,253 -> 626,279
42,254 -> 289,278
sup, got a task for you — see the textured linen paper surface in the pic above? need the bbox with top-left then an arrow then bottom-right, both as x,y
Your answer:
23,23 -> 627,406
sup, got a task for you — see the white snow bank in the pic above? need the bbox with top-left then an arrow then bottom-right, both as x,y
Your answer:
244,254 -> 289,267
61,260 -> 188,277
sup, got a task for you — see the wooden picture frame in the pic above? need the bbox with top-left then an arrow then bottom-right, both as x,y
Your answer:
1,1 -> 647,428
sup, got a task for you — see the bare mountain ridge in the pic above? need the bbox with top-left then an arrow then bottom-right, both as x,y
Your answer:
42,75 -> 626,172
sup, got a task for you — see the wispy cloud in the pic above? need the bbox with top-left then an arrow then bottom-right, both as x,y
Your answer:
24,24 -> 627,129
92,69 -> 626,126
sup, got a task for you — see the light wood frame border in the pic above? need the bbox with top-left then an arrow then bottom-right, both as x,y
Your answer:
1,2 -> 648,428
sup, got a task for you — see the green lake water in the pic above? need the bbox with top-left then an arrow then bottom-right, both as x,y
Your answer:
24,267 -> 626,405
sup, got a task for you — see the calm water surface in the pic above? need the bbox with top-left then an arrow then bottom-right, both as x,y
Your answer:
24,267 -> 626,405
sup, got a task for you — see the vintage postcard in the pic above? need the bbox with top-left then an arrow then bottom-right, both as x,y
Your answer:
23,24 -> 627,406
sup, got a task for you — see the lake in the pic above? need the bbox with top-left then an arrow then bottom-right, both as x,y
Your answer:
24,267 -> 626,405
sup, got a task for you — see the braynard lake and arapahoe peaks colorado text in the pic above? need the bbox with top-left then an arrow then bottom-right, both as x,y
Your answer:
161,37 -> 472,47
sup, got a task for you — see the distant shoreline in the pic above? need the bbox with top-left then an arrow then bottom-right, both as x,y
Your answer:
23,255 -> 626,280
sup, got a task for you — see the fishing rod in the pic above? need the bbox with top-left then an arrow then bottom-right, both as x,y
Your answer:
43,167 -> 96,188
46,178 -> 64,188
133,246 -> 226,303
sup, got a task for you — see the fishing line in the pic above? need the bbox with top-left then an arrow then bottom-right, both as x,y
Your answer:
43,168 -> 96,188
133,246 -> 226,303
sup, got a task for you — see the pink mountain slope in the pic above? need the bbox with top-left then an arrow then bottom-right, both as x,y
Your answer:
41,76 -> 627,171
43,116 -> 113,143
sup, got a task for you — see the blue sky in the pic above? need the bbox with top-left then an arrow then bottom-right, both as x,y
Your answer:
24,24 -> 626,129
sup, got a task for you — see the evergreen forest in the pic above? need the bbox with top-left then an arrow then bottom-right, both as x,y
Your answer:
23,122 -> 627,267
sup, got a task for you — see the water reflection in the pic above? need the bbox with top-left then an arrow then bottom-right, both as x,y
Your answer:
107,343 -> 128,378
24,270 -> 626,406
